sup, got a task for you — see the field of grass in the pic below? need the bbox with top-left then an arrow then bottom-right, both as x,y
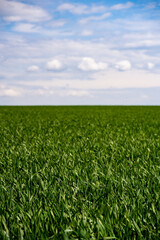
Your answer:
0,106 -> 160,239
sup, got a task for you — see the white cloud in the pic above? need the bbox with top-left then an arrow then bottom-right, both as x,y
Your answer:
125,39 -> 160,48
78,57 -> 108,71
0,0 -> 51,22
141,94 -> 148,99
1,35 -> 158,76
17,70 -> 160,90
89,5 -> 107,14
79,13 -> 111,24
57,3 -> 106,15
13,23 -> 40,33
46,59 -> 62,71
61,90 -> 90,97
147,62 -> 155,70
0,86 -> 22,97
115,60 -> 131,71
27,65 -> 39,72
48,20 -> 66,28
111,2 -> 134,10
81,30 -> 93,36
57,3 -> 87,15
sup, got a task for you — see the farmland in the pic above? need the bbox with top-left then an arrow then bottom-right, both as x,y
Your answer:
0,106 -> 160,239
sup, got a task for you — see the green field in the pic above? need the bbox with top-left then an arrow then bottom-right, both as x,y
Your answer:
0,106 -> 160,239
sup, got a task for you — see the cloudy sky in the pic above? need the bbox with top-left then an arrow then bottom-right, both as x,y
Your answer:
0,0 -> 160,105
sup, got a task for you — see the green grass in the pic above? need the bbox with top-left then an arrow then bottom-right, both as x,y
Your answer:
0,106 -> 160,239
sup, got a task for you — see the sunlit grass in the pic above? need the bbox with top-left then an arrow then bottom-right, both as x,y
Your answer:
0,106 -> 160,239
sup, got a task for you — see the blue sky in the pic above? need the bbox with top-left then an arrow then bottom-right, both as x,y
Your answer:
0,0 -> 160,105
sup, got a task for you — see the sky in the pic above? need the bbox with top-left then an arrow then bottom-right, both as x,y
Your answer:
0,0 -> 160,105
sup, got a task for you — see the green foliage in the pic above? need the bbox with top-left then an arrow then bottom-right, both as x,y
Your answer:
0,106 -> 160,239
